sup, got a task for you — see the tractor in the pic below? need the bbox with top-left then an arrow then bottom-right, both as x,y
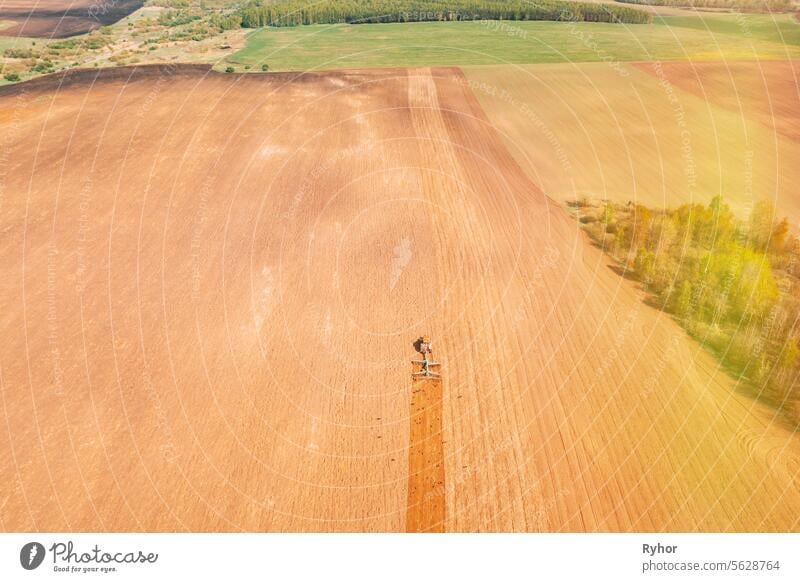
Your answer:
412,335 -> 441,380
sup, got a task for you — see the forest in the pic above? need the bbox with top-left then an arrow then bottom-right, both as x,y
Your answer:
615,0 -> 793,11
575,197 -> 800,425
236,0 -> 654,27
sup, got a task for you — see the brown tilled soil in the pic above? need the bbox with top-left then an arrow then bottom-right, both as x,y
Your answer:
0,0 -> 143,38
406,377 -> 445,533
635,60 -> 800,143
465,62 -> 800,222
0,66 -> 799,532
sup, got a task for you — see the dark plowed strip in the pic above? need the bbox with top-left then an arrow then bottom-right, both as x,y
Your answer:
0,0 -> 143,38
406,378 -> 445,532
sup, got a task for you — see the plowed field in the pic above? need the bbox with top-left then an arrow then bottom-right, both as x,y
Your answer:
0,0 -> 142,38
1,66 -> 798,531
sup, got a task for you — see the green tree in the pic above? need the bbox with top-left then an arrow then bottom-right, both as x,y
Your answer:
708,195 -> 734,247
238,0 -> 653,28
631,204 -> 652,249
770,217 -> 790,254
780,338 -> 799,370
613,224 -> 627,257
733,251 -> 779,321
673,280 -> 693,318
602,201 -> 615,228
748,200 -> 776,251
634,247 -> 655,282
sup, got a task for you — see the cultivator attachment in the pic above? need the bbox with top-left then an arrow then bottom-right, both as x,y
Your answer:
412,335 -> 441,380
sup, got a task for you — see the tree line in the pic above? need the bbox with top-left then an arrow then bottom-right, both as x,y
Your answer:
576,196 -> 800,425
235,0 -> 654,28
615,0 -> 792,11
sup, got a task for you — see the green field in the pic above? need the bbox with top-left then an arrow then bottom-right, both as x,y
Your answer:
0,34 -> 36,50
226,15 -> 800,71
658,13 -> 800,46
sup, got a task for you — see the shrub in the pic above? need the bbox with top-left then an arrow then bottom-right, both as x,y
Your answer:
159,10 -> 201,27
3,48 -> 35,59
634,247 -> 655,280
3,73 -> 20,82
212,14 -> 243,31
30,60 -> 54,73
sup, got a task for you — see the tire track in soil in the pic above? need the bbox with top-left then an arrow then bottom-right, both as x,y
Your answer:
406,374 -> 445,533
